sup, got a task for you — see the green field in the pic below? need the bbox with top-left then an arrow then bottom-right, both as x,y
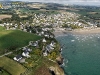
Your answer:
0,57 -> 26,75
0,26 -> 42,55
0,69 -> 11,75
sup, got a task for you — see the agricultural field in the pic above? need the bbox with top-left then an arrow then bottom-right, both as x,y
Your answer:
27,3 -> 46,9
0,69 -> 11,75
0,14 -> 12,20
18,7 -> 59,15
0,26 -> 42,55
0,57 -> 26,75
66,6 -> 100,22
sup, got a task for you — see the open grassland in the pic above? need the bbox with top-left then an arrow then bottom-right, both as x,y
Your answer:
0,26 -> 5,31
0,15 -> 12,20
0,57 -> 26,75
0,69 -> 11,75
0,26 -> 42,54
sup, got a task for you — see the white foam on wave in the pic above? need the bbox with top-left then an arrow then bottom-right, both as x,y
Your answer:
71,40 -> 75,42
66,59 -> 68,64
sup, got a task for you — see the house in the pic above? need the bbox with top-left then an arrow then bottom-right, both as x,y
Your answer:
29,41 -> 33,46
0,24 -> 4,27
30,30 -> 32,33
41,31 -> 44,35
49,34 -> 54,38
29,41 -> 39,47
42,38 -> 46,43
13,55 -> 22,61
49,45 -> 54,50
43,51 -> 48,56
44,34 -> 49,38
50,43 -> 54,47
22,47 -> 31,52
23,29 -> 27,32
33,41 -> 38,47
38,31 -> 45,36
50,41 -> 56,47
46,45 -> 54,53
38,33 -> 42,36
22,51 -> 30,58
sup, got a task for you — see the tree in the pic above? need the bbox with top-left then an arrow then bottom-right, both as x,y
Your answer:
11,14 -> 20,22
33,49 -> 41,55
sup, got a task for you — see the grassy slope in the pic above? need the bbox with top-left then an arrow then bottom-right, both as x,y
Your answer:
0,69 -> 11,75
0,26 -> 42,54
0,26 -> 42,75
0,57 -> 26,75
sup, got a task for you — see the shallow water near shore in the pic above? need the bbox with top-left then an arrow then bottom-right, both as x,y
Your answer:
56,33 -> 100,75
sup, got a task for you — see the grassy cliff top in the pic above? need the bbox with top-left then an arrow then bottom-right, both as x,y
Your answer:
0,26 -> 42,55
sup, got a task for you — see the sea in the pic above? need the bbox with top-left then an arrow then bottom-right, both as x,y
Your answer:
56,33 -> 100,75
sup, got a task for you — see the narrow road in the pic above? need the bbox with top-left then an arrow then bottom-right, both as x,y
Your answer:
0,52 -> 13,57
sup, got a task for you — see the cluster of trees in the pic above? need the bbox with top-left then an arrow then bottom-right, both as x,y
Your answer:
0,14 -> 20,23
0,14 -> 33,24
0,9 -> 15,15
47,51 -> 57,60
62,24 -> 83,29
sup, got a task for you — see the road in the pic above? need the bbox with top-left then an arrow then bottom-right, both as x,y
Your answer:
0,52 -> 13,57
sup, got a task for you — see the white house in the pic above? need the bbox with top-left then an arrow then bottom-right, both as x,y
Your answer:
0,24 -> 4,27
22,47 -> 31,52
50,41 -> 56,47
22,51 -> 30,58
43,51 -> 48,56
42,38 -> 46,43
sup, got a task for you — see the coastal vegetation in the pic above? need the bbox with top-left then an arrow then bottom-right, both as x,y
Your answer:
0,57 -> 26,75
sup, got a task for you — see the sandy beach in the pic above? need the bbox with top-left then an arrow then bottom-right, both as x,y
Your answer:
53,28 -> 100,37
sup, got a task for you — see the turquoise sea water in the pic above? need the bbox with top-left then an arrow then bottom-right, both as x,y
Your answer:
56,34 -> 100,75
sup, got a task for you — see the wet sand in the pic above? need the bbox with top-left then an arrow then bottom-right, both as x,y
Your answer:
53,28 -> 100,37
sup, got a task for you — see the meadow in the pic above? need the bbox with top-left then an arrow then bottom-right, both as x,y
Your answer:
0,57 -> 26,75
0,26 -> 42,55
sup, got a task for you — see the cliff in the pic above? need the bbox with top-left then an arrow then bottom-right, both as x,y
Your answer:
34,57 -> 64,75
49,64 -> 64,75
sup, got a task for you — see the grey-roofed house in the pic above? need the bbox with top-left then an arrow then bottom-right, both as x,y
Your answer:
13,54 -> 22,61
22,47 -> 31,52
50,41 -> 56,47
43,51 -> 48,56
31,41 -> 39,47
46,45 -> 54,53
22,51 -> 30,58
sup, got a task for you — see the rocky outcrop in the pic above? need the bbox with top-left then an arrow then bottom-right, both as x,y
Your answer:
49,65 -> 64,75
56,55 -> 64,65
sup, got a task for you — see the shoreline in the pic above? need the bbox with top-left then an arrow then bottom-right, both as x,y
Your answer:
53,27 -> 100,37
54,27 -> 100,75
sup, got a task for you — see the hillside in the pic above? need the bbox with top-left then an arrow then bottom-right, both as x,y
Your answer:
0,26 -> 42,55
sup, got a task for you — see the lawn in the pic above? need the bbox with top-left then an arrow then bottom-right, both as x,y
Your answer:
0,26 -> 42,55
0,57 -> 26,75
0,69 -> 11,75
